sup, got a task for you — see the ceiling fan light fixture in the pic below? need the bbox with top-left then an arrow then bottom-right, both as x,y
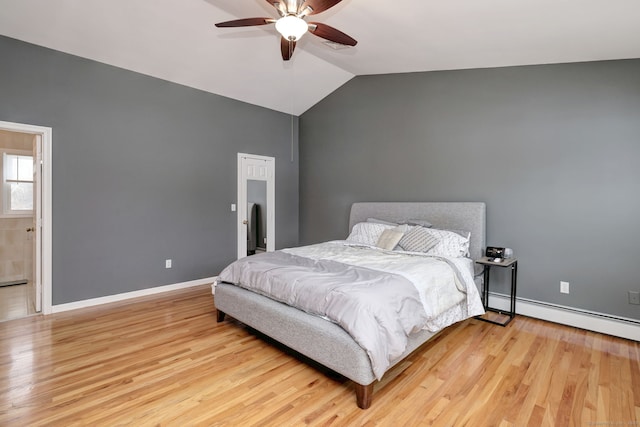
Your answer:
214,1 -> 356,61
275,15 -> 308,41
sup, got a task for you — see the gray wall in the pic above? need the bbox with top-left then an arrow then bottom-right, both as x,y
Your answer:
0,36 -> 299,305
299,60 -> 640,320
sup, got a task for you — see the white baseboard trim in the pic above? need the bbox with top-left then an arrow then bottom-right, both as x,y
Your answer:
488,293 -> 640,341
48,280 -> 640,340
51,277 -> 216,314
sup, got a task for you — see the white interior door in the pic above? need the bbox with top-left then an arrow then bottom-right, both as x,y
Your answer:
33,134 -> 42,312
237,153 -> 275,259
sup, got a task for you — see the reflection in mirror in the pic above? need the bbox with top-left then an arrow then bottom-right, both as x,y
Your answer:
247,180 -> 267,256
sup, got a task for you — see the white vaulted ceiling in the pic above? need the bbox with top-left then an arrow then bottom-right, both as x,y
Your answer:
1,0 -> 639,115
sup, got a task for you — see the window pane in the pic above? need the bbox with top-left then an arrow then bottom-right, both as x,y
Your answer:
10,182 -> 33,211
5,154 -> 18,180
17,156 -> 33,181
4,154 -> 33,182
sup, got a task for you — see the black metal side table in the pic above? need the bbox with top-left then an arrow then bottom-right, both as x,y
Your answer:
475,257 -> 518,326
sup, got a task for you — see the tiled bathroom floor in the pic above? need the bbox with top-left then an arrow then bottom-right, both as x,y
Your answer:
0,283 -> 36,322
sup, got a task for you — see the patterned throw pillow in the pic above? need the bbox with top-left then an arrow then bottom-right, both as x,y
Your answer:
398,226 -> 440,252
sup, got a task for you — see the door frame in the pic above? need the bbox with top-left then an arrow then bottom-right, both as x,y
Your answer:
237,153 -> 275,259
0,120 -> 52,315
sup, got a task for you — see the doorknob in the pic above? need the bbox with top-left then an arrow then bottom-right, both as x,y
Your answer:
242,220 -> 248,225
26,227 -> 34,232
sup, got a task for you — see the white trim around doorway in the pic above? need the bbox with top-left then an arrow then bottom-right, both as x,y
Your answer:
0,120 -> 52,315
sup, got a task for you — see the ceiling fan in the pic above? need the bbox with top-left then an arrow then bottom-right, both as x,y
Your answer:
215,0 -> 357,61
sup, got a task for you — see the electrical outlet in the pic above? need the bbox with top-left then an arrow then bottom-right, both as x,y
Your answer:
629,291 -> 640,305
560,281 -> 570,294
165,259 -> 172,269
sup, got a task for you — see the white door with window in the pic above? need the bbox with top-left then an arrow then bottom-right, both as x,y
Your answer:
237,153 -> 275,259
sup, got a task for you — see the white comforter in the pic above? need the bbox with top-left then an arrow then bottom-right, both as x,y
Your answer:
285,241 -> 483,322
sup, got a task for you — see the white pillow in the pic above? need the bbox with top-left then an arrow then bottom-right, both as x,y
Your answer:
424,228 -> 471,258
401,219 -> 433,228
346,222 -> 395,246
366,217 -> 398,226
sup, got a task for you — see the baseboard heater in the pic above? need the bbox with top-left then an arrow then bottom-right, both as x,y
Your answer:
488,292 -> 640,341
0,279 -> 28,288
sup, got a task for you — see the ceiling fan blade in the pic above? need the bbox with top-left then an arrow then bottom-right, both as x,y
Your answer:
215,18 -> 275,28
308,22 -> 357,46
300,0 -> 343,16
280,37 -> 296,61
265,1 -> 287,16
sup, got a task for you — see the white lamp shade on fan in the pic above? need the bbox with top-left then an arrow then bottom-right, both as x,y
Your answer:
275,15 -> 308,41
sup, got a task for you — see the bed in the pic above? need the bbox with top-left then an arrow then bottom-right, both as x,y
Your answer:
213,202 -> 486,409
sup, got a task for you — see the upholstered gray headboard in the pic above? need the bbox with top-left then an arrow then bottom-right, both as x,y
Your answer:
349,202 -> 486,261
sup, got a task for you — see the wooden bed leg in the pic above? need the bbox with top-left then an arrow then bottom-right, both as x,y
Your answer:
355,382 -> 374,409
216,309 -> 226,323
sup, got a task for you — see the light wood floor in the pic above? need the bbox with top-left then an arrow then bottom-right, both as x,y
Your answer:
0,285 -> 638,426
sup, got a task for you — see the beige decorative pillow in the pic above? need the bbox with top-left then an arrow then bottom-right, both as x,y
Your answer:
376,227 -> 406,250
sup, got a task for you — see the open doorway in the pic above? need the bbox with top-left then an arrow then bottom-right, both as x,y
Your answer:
0,121 -> 52,321
237,153 -> 275,259
0,129 -> 36,320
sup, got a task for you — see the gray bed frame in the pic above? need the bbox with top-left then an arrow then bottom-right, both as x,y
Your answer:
215,202 -> 486,409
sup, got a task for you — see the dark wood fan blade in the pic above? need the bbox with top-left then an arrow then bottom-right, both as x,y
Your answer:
280,37 -> 296,61
308,22 -> 357,46
215,18 -> 275,28
300,0 -> 343,15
